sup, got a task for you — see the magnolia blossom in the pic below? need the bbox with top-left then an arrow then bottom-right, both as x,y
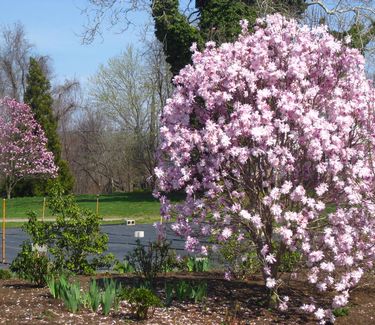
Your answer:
0,98 -> 57,198
155,13 -> 375,322
266,278 -> 276,288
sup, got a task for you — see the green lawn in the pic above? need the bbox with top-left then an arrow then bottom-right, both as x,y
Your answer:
2,192 -> 164,223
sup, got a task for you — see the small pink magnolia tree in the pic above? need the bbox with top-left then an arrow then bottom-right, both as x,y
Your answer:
155,14 -> 375,323
0,98 -> 57,198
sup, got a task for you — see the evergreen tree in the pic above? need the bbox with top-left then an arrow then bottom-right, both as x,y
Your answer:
152,0 -> 306,75
20,57 -> 74,195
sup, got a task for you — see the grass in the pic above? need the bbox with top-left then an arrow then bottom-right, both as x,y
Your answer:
1,192 -> 171,223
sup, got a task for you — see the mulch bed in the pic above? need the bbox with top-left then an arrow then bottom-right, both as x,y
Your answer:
0,271 -> 374,324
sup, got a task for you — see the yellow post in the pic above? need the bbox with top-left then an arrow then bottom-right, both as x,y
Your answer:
2,199 -> 6,264
96,194 -> 99,215
42,197 -> 46,222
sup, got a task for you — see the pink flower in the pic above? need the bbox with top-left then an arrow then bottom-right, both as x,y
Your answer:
221,227 -> 232,240
224,271 -> 232,281
265,254 -> 277,264
315,183 -> 328,196
261,244 -> 269,256
266,278 -> 276,288
239,209 -> 251,220
155,12 -> 375,320
314,308 -> 325,320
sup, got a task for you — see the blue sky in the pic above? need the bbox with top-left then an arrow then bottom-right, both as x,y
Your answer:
0,0 -> 150,85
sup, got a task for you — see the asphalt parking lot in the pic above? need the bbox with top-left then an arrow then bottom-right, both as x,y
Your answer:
0,222 -> 190,267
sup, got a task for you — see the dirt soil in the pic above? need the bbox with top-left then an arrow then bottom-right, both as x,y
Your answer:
0,272 -> 374,325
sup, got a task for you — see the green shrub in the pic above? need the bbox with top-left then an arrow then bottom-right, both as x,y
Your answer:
119,287 -> 161,320
0,269 -> 12,279
21,182 -> 113,275
10,241 -> 50,286
127,239 -> 173,286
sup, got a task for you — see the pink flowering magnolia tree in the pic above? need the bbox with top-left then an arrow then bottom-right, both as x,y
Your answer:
0,98 -> 57,199
154,14 -> 375,323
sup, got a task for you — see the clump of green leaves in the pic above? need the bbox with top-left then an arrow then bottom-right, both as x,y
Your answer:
0,269 -> 12,279
10,241 -> 50,286
219,236 -> 261,279
45,274 -> 59,299
113,258 -> 134,274
45,273 -> 82,313
191,282 -> 208,303
165,282 -> 174,306
100,278 -> 120,315
83,280 -> 101,312
47,275 -> 122,315
333,307 -> 350,317
118,287 -> 161,320
186,256 -> 210,272
278,251 -> 302,273
164,280 -> 207,305
60,280 -> 81,313
19,182 -> 113,275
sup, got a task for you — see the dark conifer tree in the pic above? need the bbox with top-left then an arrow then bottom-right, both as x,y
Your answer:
21,57 -> 74,194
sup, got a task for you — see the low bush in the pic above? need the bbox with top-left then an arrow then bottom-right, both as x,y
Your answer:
10,241 -> 50,286
127,239 -> 173,286
17,182 -> 113,276
118,287 -> 161,320
0,269 -> 12,279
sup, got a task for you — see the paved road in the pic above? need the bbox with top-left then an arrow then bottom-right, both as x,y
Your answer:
0,223 -> 189,268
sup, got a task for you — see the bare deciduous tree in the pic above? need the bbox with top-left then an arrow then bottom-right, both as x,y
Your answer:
52,79 -> 82,163
67,41 -> 172,194
0,23 -> 33,101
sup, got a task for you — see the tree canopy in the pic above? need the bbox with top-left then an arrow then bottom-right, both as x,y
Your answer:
0,98 -> 57,198
155,14 -> 375,322
23,57 -> 74,194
